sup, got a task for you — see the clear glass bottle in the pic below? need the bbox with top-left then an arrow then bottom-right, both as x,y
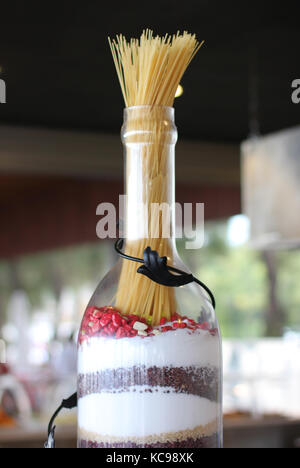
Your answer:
77,106 -> 222,448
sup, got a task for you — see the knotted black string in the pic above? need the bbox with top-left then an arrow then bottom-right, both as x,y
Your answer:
44,393 -> 77,448
115,238 -> 216,308
45,241 -> 215,447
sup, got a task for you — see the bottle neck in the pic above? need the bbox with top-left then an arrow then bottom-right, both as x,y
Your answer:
121,106 -> 178,256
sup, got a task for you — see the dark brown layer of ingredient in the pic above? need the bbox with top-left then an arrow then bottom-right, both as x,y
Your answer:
78,433 -> 219,448
78,365 -> 219,401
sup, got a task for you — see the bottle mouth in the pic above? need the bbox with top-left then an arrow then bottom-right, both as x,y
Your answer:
125,105 -> 174,111
124,105 -> 175,121
122,105 -> 177,144
123,105 -> 175,126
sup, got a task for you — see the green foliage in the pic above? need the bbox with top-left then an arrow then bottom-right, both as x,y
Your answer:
277,250 -> 300,332
0,242 -> 113,316
178,221 -> 300,338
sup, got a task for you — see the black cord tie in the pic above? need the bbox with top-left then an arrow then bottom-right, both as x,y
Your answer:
115,238 -> 216,309
138,246 -> 194,287
44,393 -> 77,448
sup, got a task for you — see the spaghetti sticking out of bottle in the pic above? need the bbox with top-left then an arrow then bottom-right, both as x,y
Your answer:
108,30 -> 203,326
108,30 -> 203,107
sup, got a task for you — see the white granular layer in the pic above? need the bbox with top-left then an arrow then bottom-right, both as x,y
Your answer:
78,392 -> 219,437
78,327 -> 220,373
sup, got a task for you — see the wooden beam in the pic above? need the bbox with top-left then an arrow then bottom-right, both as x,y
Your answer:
0,125 -> 240,185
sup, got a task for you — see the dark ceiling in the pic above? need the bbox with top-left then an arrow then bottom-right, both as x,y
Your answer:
0,0 -> 299,142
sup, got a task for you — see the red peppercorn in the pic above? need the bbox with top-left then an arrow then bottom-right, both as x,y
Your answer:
106,323 -> 118,336
127,314 -> 139,320
92,311 -> 104,320
99,306 -> 120,315
188,319 -> 196,326
99,313 -> 112,328
112,312 -> 122,327
123,324 -> 132,333
173,322 -> 187,329
82,308 -> 95,328
88,321 -> 102,334
116,327 -> 126,339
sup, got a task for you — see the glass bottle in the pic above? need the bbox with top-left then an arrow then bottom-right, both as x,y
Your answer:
77,106 -> 222,448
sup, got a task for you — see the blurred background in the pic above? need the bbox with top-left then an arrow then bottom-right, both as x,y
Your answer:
0,0 -> 299,448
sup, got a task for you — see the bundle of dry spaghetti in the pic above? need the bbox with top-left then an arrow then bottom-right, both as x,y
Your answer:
109,30 -> 202,325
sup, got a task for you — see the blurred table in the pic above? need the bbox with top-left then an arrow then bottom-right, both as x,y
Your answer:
0,422 -> 77,448
1,416 -> 300,448
224,415 -> 300,448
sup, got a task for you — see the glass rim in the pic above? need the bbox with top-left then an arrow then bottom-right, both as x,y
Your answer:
123,105 -> 175,121
125,105 -> 174,110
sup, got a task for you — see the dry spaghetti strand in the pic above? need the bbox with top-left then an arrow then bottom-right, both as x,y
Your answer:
109,31 -> 203,107
109,30 -> 202,325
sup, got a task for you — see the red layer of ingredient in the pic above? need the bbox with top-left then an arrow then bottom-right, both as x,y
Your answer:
79,306 -> 218,344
